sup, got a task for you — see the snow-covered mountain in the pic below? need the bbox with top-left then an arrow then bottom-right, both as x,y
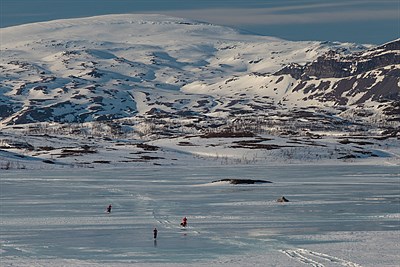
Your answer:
0,14 -> 399,168
2,14 -> 398,125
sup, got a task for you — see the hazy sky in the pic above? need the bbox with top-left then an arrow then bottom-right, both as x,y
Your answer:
1,0 -> 399,44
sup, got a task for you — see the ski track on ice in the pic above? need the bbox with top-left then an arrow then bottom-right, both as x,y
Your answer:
281,248 -> 362,267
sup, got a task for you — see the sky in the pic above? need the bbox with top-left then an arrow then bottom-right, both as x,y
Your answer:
1,0 -> 399,44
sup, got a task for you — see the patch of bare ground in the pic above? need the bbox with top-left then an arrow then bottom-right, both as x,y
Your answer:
93,160 -> 111,164
231,139 -> 290,150
58,145 -> 97,158
136,143 -> 159,151
177,141 -> 197,146
119,155 -> 164,162
140,155 -> 164,160
338,149 -> 379,159
201,131 -> 256,138
38,146 -> 55,151
0,140 -> 34,150
338,138 -> 374,145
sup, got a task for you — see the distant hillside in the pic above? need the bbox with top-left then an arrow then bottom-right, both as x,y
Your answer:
1,14 -> 398,128
0,15 -> 399,169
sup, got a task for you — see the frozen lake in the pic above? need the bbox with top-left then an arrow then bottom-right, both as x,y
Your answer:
1,164 -> 399,266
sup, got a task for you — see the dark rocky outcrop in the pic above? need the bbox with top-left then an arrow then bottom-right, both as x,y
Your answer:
276,39 -> 400,79
212,179 -> 272,184
274,39 -> 400,119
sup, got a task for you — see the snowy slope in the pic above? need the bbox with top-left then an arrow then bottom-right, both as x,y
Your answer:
0,14 -> 399,169
2,14 -> 397,126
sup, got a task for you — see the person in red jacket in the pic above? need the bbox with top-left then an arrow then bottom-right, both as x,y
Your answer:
180,217 -> 187,227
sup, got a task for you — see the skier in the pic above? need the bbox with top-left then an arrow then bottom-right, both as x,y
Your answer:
106,204 -> 112,213
180,217 -> 187,227
153,228 -> 158,239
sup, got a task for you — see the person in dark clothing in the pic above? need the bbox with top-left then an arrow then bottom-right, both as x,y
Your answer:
106,204 -> 112,213
153,228 -> 158,239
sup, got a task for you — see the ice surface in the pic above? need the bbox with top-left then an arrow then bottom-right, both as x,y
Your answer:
1,164 -> 399,266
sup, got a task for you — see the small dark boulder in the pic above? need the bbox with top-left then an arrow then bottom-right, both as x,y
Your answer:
277,196 -> 289,202
212,179 -> 272,185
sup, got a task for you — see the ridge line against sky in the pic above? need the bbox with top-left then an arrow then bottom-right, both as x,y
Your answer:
1,0 -> 399,44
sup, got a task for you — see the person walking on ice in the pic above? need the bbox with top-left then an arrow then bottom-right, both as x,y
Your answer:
106,204 -> 112,213
153,228 -> 158,239
180,217 -> 187,227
